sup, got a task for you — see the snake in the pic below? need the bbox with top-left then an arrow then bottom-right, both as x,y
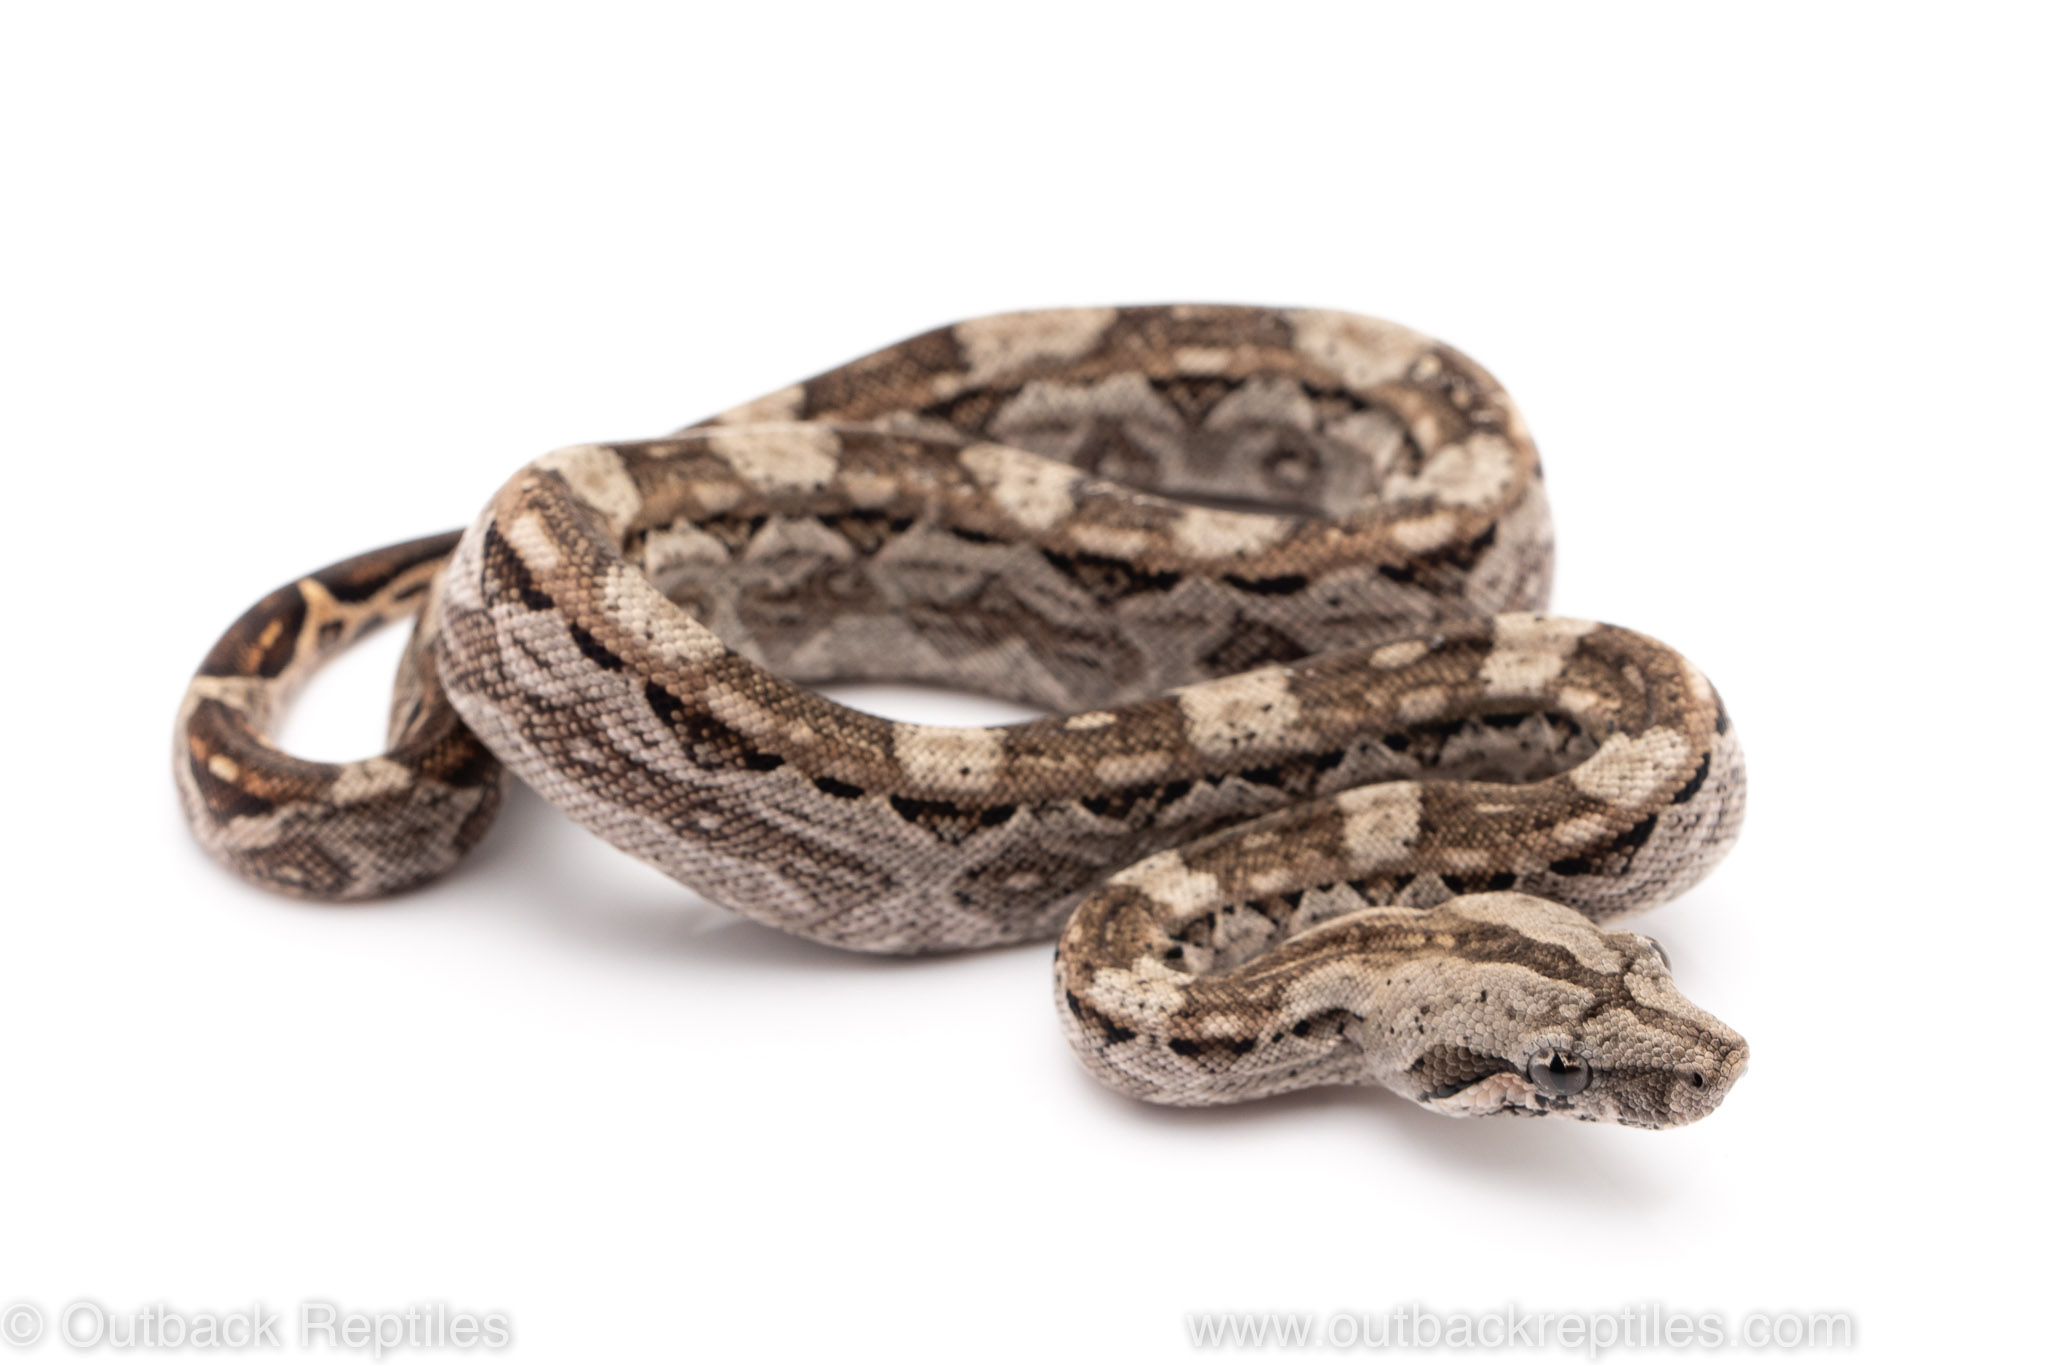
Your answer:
175,305 -> 1749,1129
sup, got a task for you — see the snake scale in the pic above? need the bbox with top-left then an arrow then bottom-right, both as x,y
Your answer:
176,306 -> 1749,1128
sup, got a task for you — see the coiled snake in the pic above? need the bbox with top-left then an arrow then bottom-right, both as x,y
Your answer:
175,307 -> 1748,1128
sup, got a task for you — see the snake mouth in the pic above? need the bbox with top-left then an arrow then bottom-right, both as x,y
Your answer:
1419,1070 -> 1540,1117
1419,1067 -> 1693,1127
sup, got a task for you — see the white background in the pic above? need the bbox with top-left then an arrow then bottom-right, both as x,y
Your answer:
2,4 -> 2041,1361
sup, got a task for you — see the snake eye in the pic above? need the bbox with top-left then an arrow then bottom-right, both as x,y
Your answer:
1645,937 -> 1672,970
1529,1049 -> 1591,1095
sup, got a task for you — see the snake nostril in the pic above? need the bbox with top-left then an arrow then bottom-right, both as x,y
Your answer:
1690,1071 -> 1706,1088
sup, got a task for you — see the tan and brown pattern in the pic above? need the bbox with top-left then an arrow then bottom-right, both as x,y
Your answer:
175,306 -> 1747,1127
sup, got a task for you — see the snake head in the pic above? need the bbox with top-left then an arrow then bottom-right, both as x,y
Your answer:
1392,894 -> 1748,1129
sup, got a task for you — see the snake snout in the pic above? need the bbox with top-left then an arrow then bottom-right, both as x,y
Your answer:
1659,1036 -> 1750,1128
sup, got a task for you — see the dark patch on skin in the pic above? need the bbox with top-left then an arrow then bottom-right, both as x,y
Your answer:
1081,788 -> 1152,821
643,681 -> 781,773
1286,1009 -> 1353,1044
1056,973 -> 1142,1049
1244,899 -> 1288,930
1146,374 -> 1242,424
1064,421 -> 1162,487
426,737 -> 499,790
812,774 -> 864,799
692,513 -> 771,557
901,574 -> 1150,701
888,793 -> 962,823
236,839 -> 354,897
888,794 -> 1009,845
313,532 -> 456,604
1040,548 -> 1182,601
568,622 -> 624,671
1259,435 -> 1329,499
946,845 -> 1100,925
1223,573 -> 1309,597
1358,710 -> 1591,786
481,525 -> 555,613
1615,815 -> 1659,850
1167,1032 -> 1270,1063
1410,523 -> 1504,574
1671,753 -> 1711,805
200,582 -> 308,680
1220,749 -> 1335,802
817,508 -> 902,554
1202,618 -> 1309,675
449,780 -> 506,856
185,749 -> 277,820
641,681 -> 688,728
902,379 -> 1019,437
1550,856 -> 1594,876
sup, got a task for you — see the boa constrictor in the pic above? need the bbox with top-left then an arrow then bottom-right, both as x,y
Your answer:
175,306 -> 1748,1128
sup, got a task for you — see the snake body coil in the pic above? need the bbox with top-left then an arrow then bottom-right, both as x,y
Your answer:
177,306 -> 1748,1128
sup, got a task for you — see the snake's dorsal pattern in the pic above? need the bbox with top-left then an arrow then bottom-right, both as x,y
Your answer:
176,306 -> 1749,1125
1051,619 -> 1748,1125
175,532 -> 501,898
